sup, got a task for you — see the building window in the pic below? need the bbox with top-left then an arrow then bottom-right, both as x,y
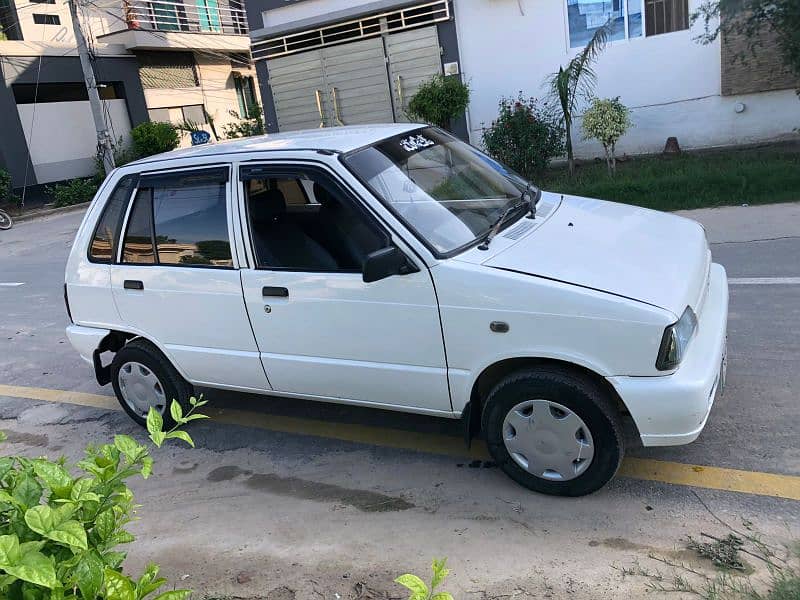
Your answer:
12,82 -> 123,103
196,0 -> 221,32
148,104 -> 206,126
137,51 -> 199,89
234,75 -> 256,118
566,0 -> 684,47
29,0 -> 56,4
0,0 -> 21,40
644,0 -> 688,36
33,13 -> 60,24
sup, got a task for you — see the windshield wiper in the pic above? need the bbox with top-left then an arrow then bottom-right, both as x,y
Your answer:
478,198 -> 529,250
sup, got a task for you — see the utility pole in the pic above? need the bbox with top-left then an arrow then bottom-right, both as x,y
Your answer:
67,0 -> 115,174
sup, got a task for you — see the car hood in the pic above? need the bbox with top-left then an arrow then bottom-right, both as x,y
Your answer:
474,194 -> 710,316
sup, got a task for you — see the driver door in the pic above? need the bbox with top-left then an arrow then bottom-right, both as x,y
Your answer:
237,163 -> 452,413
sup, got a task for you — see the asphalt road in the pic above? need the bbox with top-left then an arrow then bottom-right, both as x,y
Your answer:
0,205 -> 799,599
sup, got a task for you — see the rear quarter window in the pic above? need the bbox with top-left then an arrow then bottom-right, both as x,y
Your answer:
88,175 -> 136,263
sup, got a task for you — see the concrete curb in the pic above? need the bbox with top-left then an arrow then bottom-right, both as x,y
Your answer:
12,202 -> 91,223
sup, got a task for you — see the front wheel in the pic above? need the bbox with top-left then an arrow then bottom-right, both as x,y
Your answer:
483,367 -> 624,496
0,210 -> 12,230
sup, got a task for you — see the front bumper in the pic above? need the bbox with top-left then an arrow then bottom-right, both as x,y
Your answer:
608,263 -> 729,447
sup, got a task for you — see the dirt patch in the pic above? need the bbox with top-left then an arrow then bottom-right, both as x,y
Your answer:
172,462 -> 199,475
265,586 -> 296,600
3,430 -> 48,447
207,465 -> 251,482
245,473 -> 414,513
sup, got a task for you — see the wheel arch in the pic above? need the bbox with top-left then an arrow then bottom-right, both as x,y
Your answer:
463,356 -> 634,442
94,329 -> 191,385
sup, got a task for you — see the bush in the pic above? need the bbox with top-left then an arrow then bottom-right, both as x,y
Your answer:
47,178 -> 99,208
0,398 -> 208,599
131,122 -> 180,159
581,97 -> 632,176
481,94 -> 565,180
223,103 -> 265,139
0,168 -> 19,207
407,74 -> 470,130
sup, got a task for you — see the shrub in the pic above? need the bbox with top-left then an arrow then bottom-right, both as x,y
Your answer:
131,122 -> 180,158
0,168 -> 19,207
481,94 -> 565,180
223,103 -> 265,139
581,96 -> 632,176
47,178 -> 99,208
0,398 -> 208,599
395,558 -> 453,600
407,75 -> 470,130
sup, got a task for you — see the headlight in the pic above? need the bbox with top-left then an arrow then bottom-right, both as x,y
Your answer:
656,307 -> 698,371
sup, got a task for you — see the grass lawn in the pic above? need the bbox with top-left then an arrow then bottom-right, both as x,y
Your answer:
539,144 -> 800,212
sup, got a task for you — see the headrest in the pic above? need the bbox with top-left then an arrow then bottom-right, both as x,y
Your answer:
249,188 -> 286,223
313,182 -> 337,207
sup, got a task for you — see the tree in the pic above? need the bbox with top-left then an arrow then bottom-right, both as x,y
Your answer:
694,0 -> 800,81
223,103 -> 266,139
545,23 -> 611,176
581,97 -> 633,177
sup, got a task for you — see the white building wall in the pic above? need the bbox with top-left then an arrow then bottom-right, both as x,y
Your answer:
17,99 -> 132,183
453,0 -> 799,156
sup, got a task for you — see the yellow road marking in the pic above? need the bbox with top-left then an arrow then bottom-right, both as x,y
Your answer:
1,383 -> 799,501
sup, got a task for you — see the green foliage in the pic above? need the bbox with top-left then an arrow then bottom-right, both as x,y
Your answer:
581,97 -> 633,176
0,168 -> 20,208
46,178 -> 100,208
481,94 -> 565,180
694,0 -> 800,81
0,398 -> 207,599
546,22 -> 610,176
395,558 -> 454,600
222,104 -> 265,139
541,145 -> 800,211
407,75 -> 470,130
131,122 -> 180,159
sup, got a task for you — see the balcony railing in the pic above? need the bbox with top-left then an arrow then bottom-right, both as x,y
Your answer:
122,0 -> 248,35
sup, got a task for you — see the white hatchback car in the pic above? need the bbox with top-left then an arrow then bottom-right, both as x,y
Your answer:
65,124 -> 728,496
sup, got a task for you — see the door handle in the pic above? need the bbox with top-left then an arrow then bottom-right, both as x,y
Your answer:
331,87 -> 344,126
315,89 -> 325,128
262,286 -> 288,297
124,280 -> 144,290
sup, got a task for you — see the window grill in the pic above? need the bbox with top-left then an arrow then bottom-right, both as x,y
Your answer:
252,0 -> 450,61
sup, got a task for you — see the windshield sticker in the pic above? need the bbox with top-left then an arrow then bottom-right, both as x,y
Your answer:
399,135 -> 435,153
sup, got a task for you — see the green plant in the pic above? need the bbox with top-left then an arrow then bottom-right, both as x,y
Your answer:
581,97 -> 633,177
222,103 -> 265,139
481,94 -> 565,180
0,168 -> 20,208
0,397 -> 208,599
407,75 -> 470,130
395,558 -> 454,600
47,178 -> 100,208
131,122 -> 180,159
546,22 -> 611,176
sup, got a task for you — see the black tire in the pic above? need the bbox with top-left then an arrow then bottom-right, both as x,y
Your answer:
0,210 -> 12,230
110,338 -> 193,429
482,366 -> 624,497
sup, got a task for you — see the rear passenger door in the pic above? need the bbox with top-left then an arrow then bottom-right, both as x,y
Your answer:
110,166 -> 269,391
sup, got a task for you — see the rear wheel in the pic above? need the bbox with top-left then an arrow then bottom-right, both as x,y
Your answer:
483,367 -> 623,496
110,338 -> 193,428
0,209 -> 12,230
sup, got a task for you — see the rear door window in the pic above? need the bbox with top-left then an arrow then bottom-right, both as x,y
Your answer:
121,167 -> 233,268
89,175 -> 136,263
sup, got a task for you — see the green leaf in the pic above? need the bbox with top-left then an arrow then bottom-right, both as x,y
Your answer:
164,430 -> 194,448
136,563 -> 167,598
149,430 -> 166,448
430,558 -> 449,590
13,473 -> 42,509
113,435 -> 142,462
104,568 -> 136,600
107,530 -> 135,546
0,456 -> 14,479
184,414 -> 209,422
94,508 -> 115,541
146,409 -> 163,440
0,533 -> 21,566
431,594 -> 454,600
169,400 -> 183,424
0,489 -> 23,507
74,550 -> 104,600
0,431 -> 6,442
9,551 -> 56,589
152,591 -> 192,600
141,457 -> 154,480
24,506 -> 88,550
395,574 -> 428,599
32,460 -> 72,496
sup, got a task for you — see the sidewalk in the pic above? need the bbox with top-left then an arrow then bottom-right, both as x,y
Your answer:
676,201 -> 800,244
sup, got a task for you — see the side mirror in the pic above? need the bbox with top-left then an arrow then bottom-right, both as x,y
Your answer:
362,246 -> 406,283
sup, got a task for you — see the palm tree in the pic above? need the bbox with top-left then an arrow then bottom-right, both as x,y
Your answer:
546,23 -> 611,176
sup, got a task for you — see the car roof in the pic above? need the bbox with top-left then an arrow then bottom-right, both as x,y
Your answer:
128,123 -> 423,166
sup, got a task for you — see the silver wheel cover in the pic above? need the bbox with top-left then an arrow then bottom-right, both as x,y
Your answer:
502,399 -> 595,481
118,361 -> 167,418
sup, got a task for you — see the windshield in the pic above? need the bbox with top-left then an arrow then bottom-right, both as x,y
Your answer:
343,127 -> 535,256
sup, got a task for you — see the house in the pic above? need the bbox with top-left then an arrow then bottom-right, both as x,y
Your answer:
245,0 -> 798,157
0,0 -> 259,193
